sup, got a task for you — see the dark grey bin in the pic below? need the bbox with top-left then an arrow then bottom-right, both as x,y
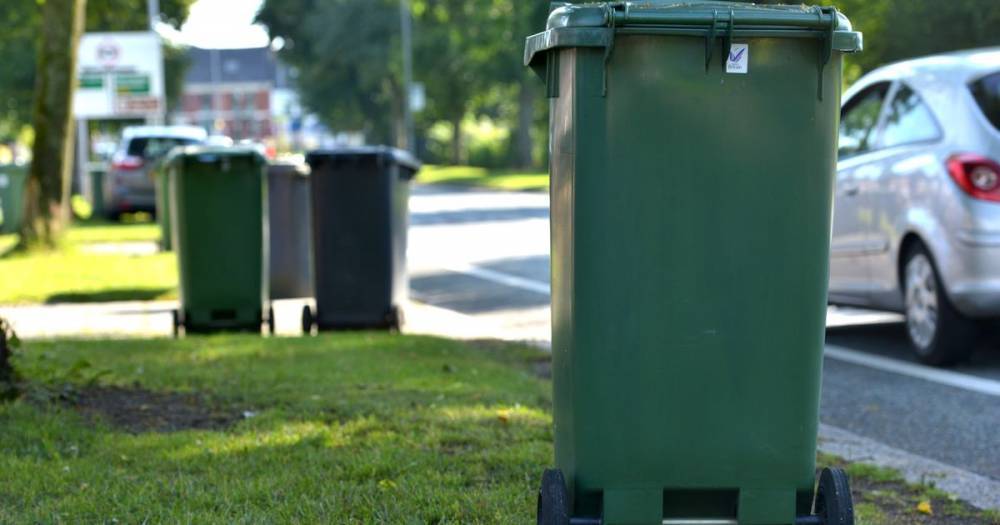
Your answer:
268,162 -> 313,299
302,147 -> 420,332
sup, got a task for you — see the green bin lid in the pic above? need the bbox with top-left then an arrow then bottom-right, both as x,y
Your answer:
166,146 -> 267,167
525,1 -> 862,69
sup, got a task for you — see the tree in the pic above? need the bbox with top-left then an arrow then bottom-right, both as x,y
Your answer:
412,0 -> 502,163
0,0 -> 195,141
257,0 -> 407,147
20,0 -> 88,247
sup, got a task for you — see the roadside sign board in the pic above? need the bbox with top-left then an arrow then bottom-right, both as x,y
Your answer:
74,32 -> 165,119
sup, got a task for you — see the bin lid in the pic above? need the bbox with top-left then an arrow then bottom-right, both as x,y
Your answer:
268,161 -> 310,178
525,1 -> 862,69
166,146 -> 267,167
306,146 -> 421,173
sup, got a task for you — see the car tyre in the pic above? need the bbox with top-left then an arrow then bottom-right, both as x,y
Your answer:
902,244 -> 977,366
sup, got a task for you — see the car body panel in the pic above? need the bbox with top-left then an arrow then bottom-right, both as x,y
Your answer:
829,47 -> 1000,319
106,126 -> 207,216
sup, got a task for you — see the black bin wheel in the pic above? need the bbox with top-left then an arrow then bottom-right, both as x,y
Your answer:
268,306 -> 276,335
386,306 -> 404,332
537,469 -> 570,525
815,467 -> 854,525
301,305 -> 314,335
171,309 -> 181,339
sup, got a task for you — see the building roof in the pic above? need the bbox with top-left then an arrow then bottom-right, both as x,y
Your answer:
185,46 -> 291,86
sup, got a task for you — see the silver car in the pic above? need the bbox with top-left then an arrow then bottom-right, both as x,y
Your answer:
106,126 -> 207,220
829,47 -> 1000,366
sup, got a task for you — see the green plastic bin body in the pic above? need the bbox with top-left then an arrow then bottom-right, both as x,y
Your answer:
0,165 -> 28,234
168,147 -> 270,333
155,163 -> 172,250
89,166 -> 106,219
526,2 -> 861,524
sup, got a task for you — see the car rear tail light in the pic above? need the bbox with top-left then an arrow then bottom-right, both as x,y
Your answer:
947,153 -> 1000,202
112,155 -> 144,170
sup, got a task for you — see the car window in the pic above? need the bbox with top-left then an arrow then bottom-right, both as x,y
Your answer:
970,71 -> 1000,132
879,84 -> 942,148
839,83 -> 890,159
127,137 -> 199,159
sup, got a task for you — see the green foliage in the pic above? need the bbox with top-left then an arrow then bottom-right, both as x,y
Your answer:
257,0 -> 406,146
257,0 -> 548,164
0,0 -> 194,138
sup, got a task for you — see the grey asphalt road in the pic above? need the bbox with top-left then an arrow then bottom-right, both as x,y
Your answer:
407,184 -> 1000,487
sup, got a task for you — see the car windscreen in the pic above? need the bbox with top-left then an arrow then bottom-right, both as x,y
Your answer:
126,137 -> 200,159
970,71 -> 1000,132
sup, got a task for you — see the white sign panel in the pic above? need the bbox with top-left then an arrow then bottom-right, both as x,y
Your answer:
74,32 -> 165,119
726,44 -> 749,74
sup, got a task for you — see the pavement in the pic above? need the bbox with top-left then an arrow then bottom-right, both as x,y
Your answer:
3,182 -> 999,509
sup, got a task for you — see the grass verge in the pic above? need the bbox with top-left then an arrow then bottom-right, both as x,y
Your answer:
0,335 -> 995,523
418,165 -> 549,192
1,334 -> 551,523
0,221 -> 173,305
818,453 -> 1000,524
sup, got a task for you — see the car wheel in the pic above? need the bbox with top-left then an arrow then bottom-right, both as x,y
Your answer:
903,245 -> 977,366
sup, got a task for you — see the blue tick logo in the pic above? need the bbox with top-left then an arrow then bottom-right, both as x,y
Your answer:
726,43 -> 749,74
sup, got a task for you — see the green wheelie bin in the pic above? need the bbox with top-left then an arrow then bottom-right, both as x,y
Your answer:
154,160 -> 172,251
525,3 -> 862,525
0,164 -> 28,234
165,147 -> 273,335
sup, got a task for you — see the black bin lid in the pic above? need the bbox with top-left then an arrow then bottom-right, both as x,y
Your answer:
306,146 -> 421,173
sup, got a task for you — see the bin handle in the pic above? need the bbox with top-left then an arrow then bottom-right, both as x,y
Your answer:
703,9 -> 735,73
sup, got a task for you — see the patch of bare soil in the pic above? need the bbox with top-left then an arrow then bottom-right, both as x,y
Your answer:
71,385 -> 241,433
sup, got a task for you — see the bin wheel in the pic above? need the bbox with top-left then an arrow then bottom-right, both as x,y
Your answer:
171,309 -> 181,338
301,305 -> 314,335
268,306 -> 276,335
814,467 -> 854,525
386,306 -> 404,332
537,469 -> 570,525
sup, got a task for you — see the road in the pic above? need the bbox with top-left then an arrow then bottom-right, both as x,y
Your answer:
406,184 -> 1000,508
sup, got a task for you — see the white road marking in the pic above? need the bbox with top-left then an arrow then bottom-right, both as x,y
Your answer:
438,263 -> 1000,398
825,345 -> 1000,397
439,262 -> 551,295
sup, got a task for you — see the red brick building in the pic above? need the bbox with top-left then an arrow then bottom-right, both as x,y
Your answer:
176,46 -> 293,141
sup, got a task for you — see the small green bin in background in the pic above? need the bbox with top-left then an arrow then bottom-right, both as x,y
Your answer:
0,165 -> 28,234
88,164 -> 107,220
154,160 -> 172,251
165,147 -> 272,335
526,2 -> 862,525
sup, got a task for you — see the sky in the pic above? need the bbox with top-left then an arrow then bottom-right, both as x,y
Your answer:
159,0 -> 270,49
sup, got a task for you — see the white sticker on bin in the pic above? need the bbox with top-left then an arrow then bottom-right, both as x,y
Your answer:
0,174 -> 8,188
726,44 -> 749,74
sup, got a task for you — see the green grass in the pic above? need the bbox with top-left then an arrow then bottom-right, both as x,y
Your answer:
64,220 -> 161,244
1,335 -> 995,523
0,220 -> 173,305
0,334 -> 552,523
418,165 -> 549,192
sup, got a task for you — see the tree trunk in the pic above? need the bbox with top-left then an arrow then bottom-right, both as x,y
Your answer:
20,0 -> 87,248
513,76 -> 536,169
450,113 -> 462,166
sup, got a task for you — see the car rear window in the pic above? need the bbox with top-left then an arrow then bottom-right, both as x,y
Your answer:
126,137 -> 199,159
970,72 -> 1000,132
